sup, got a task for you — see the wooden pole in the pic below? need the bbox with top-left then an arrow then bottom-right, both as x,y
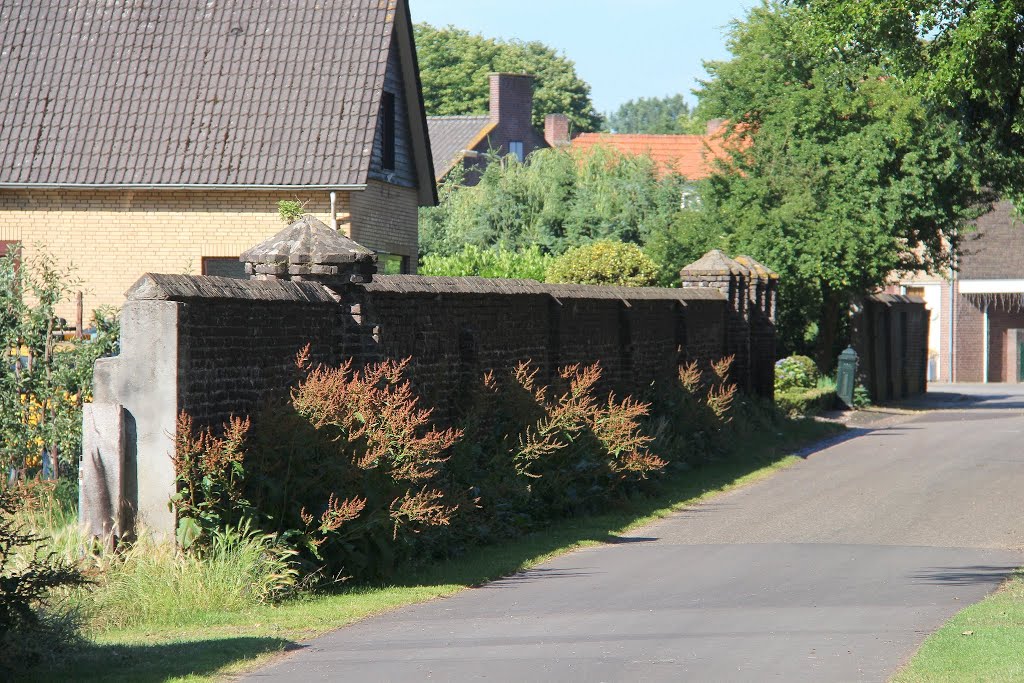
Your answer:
76,291 -> 84,339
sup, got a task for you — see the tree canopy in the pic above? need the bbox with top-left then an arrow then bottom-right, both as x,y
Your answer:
420,146 -> 690,278
789,0 -> 1024,201
414,23 -> 603,133
693,1 -> 986,364
604,94 -> 706,134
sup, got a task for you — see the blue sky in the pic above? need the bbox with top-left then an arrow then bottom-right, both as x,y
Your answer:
410,0 -> 758,115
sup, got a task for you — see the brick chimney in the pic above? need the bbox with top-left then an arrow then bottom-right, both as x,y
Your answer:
545,114 -> 571,147
489,73 -> 534,125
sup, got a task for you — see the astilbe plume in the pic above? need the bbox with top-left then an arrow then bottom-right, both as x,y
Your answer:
678,360 -> 702,394
291,348 -> 461,483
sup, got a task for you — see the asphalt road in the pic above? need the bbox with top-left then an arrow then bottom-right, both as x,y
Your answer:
247,385 -> 1024,682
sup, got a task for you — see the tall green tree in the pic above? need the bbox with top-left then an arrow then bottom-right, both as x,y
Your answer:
414,23 -> 603,132
604,94 -> 705,134
419,146 -> 690,274
790,0 -> 1024,201
695,2 -> 986,366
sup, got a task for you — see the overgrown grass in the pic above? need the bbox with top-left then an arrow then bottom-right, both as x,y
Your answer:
21,416 -> 840,683
892,572 -> 1024,683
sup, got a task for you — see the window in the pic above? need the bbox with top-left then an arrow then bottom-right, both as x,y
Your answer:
508,141 -> 524,162
202,257 -> 247,279
381,92 -> 396,171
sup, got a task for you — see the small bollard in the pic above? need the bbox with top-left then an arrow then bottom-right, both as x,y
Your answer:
836,346 -> 858,409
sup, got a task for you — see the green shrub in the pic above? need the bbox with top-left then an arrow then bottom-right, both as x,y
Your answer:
0,486 -> 88,676
774,355 -> 819,392
277,200 -> 305,223
853,384 -> 872,408
775,387 -> 837,417
545,240 -> 659,287
419,245 -> 552,280
173,350 -> 460,581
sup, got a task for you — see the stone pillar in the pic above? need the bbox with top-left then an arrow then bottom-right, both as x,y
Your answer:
240,215 -> 381,361
735,256 -> 779,399
680,250 -> 753,392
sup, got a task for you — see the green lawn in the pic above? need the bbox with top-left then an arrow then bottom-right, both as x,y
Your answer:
892,572 -> 1024,683
27,418 -> 840,683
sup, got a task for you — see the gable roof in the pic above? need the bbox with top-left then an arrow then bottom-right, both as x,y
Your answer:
426,116 -> 495,180
571,133 -> 727,180
0,0 -> 435,198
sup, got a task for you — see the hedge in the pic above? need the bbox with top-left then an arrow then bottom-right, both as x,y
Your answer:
775,387 -> 837,417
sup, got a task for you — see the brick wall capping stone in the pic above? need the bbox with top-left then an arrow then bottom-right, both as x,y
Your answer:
361,274 -> 725,302
734,255 -> 779,280
126,273 -> 337,304
240,215 -> 378,268
680,249 -> 750,278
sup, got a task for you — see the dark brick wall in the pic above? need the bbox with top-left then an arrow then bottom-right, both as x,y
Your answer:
153,274 -> 775,433
852,295 -> 929,402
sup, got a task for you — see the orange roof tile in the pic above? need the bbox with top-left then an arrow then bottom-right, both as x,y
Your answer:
570,132 -> 731,180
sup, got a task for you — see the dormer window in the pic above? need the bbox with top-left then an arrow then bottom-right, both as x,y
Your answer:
381,92 -> 396,171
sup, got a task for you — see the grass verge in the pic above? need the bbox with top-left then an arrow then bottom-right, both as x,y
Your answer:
892,571 -> 1024,683
26,417 -> 841,683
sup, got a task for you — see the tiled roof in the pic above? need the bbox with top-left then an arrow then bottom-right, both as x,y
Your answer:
0,1 -> 399,187
959,201 -> 1024,280
571,133 -> 728,180
426,116 -> 494,180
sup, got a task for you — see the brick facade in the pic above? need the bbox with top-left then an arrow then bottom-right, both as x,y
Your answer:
0,185 -> 418,320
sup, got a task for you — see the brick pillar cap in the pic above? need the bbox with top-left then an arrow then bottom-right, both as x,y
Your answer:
734,255 -> 779,280
680,249 -> 750,278
240,215 -> 377,269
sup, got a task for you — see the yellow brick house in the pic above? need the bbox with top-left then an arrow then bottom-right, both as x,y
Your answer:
0,0 -> 436,321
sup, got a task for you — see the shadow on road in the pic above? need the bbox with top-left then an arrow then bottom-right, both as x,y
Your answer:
26,636 -> 296,683
911,565 -> 1020,586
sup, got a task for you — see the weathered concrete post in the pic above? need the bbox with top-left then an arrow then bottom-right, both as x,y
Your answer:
680,250 -> 753,391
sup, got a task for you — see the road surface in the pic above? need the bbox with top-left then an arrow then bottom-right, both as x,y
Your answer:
247,384 -> 1024,682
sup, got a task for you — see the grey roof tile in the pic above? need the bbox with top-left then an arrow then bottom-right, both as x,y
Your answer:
0,0 -> 398,187
426,115 -> 491,179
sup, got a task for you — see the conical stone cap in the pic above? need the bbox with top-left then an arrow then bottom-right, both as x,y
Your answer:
241,215 -> 377,283
680,249 -> 750,278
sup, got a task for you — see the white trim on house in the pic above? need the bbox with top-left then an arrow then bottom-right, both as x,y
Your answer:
959,279 -> 1024,294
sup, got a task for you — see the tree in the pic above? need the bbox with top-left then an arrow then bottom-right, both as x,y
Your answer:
789,0 -> 1024,201
604,94 -> 706,134
694,2 -> 985,366
414,23 -> 603,132
419,146 -> 691,271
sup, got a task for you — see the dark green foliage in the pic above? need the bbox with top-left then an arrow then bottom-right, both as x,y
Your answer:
414,23 -> 602,132
790,0 -> 1024,204
605,94 -> 705,134
693,2 -> 985,365
0,487 -> 88,676
545,241 -> 659,287
775,387 -> 837,417
420,146 -> 693,264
